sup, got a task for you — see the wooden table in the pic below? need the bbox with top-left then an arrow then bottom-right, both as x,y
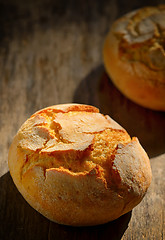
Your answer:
0,0 -> 165,239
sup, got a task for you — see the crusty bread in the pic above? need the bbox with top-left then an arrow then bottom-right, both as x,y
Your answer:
8,104 -> 152,226
103,5 -> 165,111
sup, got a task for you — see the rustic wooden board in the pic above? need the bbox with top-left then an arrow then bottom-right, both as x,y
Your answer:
0,0 -> 165,239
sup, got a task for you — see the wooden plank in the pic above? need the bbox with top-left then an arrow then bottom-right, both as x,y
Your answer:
0,0 -> 165,239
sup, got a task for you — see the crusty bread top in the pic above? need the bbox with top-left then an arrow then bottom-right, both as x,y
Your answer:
16,104 -> 132,182
111,5 -> 165,79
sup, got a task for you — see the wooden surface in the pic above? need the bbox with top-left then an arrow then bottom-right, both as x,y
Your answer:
0,0 -> 165,239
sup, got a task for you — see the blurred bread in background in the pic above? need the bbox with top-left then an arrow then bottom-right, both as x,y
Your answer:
103,5 -> 165,111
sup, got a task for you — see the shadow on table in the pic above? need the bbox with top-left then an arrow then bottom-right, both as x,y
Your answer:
73,65 -> 165,158
49,212 -> 131,240
0,172 -> 50,240
0,172 -> 131,240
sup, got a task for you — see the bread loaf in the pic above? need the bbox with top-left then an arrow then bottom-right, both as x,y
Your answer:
8,104 -> 152,226
103,5 -> 165,111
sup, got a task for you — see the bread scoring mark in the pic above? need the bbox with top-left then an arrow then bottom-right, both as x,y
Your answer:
19,109 -> 131,181
32,103 -> 99,116
114,5 -> 165,73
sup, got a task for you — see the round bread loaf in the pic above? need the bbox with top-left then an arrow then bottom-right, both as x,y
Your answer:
103,5 -> 165,111
8,104 -> 152,226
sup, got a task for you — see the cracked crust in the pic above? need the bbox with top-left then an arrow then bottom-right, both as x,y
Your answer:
8,104 -> 152,226
103,5 -> 165,111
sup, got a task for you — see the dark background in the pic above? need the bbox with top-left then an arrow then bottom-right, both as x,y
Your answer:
0,0 -> 165,239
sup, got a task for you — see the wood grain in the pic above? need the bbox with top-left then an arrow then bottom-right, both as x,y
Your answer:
0,0 -> 165,239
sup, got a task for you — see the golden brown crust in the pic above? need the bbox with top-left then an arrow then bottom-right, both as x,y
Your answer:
33,103 -> 100,116
103,5 -> 165,111
8,104 -> 152,226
